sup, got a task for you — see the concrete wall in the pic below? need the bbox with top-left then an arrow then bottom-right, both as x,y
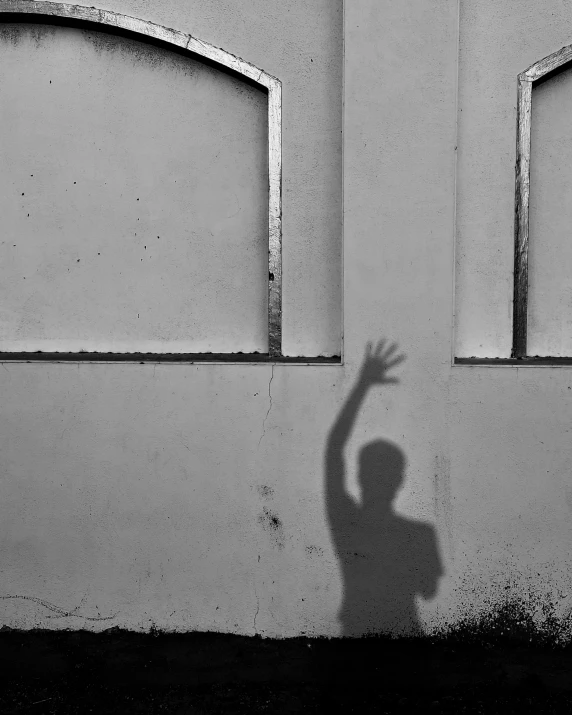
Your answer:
3,0 -> 572,639
455,0 -> 572,359
0,23 -> 270,353
528,41 -> 572,356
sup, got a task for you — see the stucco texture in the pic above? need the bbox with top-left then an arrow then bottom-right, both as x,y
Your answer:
0,22 -> 269,353
455,0 -> 572,358
3,0 -> 572,641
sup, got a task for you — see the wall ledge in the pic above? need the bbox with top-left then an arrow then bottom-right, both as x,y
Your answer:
454,357 -> 572,367
0,352 -> 342,365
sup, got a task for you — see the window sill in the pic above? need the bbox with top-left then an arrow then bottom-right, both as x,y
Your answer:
0,352 -> 342,365
454,357 -> 572,366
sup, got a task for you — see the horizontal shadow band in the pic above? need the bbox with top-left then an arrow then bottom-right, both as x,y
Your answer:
0,352 -> 342,364
455,357 -> 572,366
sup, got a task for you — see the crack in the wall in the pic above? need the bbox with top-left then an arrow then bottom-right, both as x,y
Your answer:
253,584 -> 260,635
257,364 -> 274,448
0,594 -> 117,621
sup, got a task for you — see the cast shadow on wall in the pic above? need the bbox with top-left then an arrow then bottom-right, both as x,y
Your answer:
325,340 -> 443,637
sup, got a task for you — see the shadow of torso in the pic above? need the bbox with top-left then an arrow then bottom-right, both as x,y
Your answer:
324,344 -> 444,640
331,494 -> 442,637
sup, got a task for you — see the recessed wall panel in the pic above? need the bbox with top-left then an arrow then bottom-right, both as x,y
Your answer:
0,24 -> 268,353
528,67 -> 572,356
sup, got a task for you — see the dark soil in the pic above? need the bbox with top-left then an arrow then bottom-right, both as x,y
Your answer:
3,628 -> 572,713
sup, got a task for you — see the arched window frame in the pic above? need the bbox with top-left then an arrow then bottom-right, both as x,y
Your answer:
513,44 -> 572,359
456,43 -> 572,365
0,1 -> 284,361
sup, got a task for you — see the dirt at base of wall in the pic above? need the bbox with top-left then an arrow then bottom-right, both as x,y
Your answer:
2,628 -> 572,713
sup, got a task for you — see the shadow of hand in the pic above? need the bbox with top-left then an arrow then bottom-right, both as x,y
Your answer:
358,339 -> 405,387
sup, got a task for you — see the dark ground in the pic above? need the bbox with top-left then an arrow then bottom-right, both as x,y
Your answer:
3,626 -> 572,714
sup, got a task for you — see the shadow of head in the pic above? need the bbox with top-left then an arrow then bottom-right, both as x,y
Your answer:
358,440 -> 406,506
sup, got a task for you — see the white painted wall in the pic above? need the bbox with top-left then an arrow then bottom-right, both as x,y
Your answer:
0,23 -> 269,353
528,67 -> 572,356
455,0 -> 572,359
3,0 -> 572,639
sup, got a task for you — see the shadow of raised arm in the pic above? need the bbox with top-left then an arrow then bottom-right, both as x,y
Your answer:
325,340 -> 405,510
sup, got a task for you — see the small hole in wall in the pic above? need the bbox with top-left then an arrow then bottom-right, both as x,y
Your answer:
269,272 -> 274,281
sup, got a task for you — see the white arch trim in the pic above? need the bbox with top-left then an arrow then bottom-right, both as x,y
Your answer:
0,1 -> 283,358
513,44 -> 572,358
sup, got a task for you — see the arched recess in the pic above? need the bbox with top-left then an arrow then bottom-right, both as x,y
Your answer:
0,1 -> 282,360
512,44 -> 572,359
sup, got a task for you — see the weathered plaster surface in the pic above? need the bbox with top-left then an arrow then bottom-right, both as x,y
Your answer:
455,0 -> 572,358
3,0 -> 572,640
0,20 -> 271,354
84,0 -> 343,358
